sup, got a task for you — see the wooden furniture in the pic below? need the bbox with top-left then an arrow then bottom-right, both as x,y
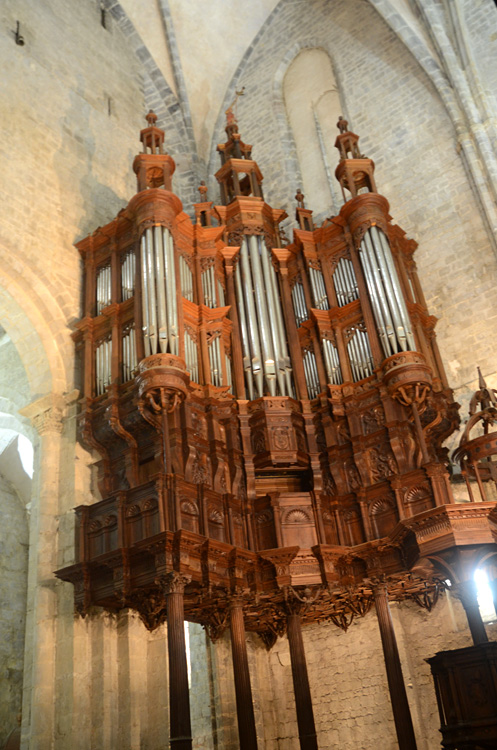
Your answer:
428,643 -> 497,750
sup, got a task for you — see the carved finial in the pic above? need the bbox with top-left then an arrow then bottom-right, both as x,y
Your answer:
337,115 -> 348,134
472,367 -> 497,413
198,180 -> 208,202
295,188 -> 305,209
146,110 -> 158,126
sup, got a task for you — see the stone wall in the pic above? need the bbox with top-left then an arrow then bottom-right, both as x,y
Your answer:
0,474 -> 29,747
207,0 -> 497,404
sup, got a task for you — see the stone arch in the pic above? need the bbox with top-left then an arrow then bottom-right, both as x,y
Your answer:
0,258 -> 70,399
275,43 -> 345,219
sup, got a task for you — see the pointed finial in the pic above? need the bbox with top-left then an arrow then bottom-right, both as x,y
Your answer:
146,110 -> 158,126
295,189 -> 305,209
337,115 -> 349,134
472,366 -> 497,414
198,180 -> 208,202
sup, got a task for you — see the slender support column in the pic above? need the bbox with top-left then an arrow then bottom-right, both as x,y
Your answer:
457,579 -> 488,646
286,612 -> 318,750
374,584 -> 417,750
229,599 -> 258,750
162,572 -> 193,750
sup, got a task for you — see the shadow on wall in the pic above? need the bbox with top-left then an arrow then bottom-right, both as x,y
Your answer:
53,78 -> 128,242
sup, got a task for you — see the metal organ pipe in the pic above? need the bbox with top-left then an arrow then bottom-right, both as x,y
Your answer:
322,339 -> 342,385
95,338 -> 112,395
234,260 -> 254,399
309,266 -> 329,310
361,232 -> 396,357
248,234 -> 276,396
140,225 -> 179,359
180,256 -> 194,302
239,238 -> 264,397
154,225 -> 168,353
217,280 -> 225,307
258,235 -> 285,395
291,281 -> 308,327
234,236 -> 293,398
333,258 -> 359,307
374,226 -> 415,350
96,265 -> 111,314
360,227 -> 415,356
184,330 -> 198,383
121,252 -> 135,301
267,247 -> 293,395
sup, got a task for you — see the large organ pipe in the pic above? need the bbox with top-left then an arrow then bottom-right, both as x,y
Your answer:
141,234 -> 151,356
248,235 -> 276,396
266,241 -> 293,395
234,261 -> 254,399
164,228 -> 178,355
258,236 -> 285,394
154,225 -> 168,353
360,233 -> 395,356
146,227 -> 158,354
374,227 -> 415,350
367,228 -> 405,350
239,238 -> 264,397
217,280 -> 225,306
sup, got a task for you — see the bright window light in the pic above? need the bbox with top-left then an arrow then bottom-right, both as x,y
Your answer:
474,568 -> 496,622
17,434 -> 34,478
185,621 -> 191,687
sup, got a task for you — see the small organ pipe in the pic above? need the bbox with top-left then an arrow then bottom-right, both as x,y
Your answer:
217,280 -> 225,306
333,263 -> 347,307
225,354 -> 232,391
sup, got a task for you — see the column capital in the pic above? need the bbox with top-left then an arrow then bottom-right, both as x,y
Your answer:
157,571 -> 192,595
19,390 -> 79,436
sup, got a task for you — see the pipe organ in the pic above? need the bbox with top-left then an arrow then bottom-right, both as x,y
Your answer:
58,108 -> 497,750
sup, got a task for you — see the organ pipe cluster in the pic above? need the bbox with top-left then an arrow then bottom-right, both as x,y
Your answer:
82,111 -> 444,414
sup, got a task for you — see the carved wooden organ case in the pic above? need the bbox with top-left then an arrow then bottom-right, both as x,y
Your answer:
58,111 -> 462,637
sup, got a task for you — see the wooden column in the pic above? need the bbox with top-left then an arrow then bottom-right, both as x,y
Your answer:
163,572 -> 193,750
458,579 -> 488,646
286,612 -> 318,750
229,598 -> 258,750
374,584 -> 417,750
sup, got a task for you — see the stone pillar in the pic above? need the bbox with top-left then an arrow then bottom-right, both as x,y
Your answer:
18,393 -> 69,749
374,584 -> 417,750
457,579 -> 488,646
162,572 -> 193,750
286,612 -> 318,750
229,598 -> 258,750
